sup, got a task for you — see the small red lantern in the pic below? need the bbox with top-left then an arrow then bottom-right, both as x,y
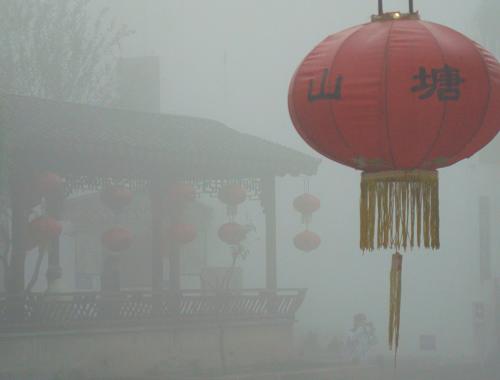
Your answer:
29,216 -> 63,247
36,172 -> 64,196
218,222 -> 247,245
218,184 -> 247,217
168,183 -> 196,204
293,193 -> 320,225
294,230 -> 321,252
170,223 -> 197,245
100,185 -> 133,213
101,227 -> 133,252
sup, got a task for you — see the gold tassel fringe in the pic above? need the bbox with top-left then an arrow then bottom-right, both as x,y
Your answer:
360,170 -> 439,251
389,252 -> 403,366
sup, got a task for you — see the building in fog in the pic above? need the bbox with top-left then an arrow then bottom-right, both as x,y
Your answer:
0,93 -> 319,377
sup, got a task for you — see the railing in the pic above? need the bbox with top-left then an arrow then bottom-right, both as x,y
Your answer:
0,289 -> 306,332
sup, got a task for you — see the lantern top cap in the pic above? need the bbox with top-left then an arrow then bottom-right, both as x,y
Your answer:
371,11 -> 420,22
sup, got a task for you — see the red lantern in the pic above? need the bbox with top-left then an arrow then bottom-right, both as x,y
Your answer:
170,223 -> 197,245
168,183 -> 196,204
36,172 -> 64,197
101,227 -> 133,252
218,222 -> 247,245
100,185 -> 133,213
218,184 -> 247,217
29,216 -> 62,247
294,230 -> 321,252
293,193 -> 320,224
289,13 -> 500,252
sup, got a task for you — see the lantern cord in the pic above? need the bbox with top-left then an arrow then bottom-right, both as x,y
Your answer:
303,176 -> 310,194
388,252 -> 403,368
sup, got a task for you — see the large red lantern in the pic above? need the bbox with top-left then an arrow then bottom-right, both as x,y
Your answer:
289,9 -> 500,252
218,184 -> 247,217
170,223 -> 197,245
293,193 -> 320,225
100,185 -> 133,213
218,222 -> 247,246
101,227 -> 133,253
288,3 -> 500,357
294,230 -> 321,253
29,216 -> 62,247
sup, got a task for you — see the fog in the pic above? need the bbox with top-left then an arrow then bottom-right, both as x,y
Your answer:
0,0 -> 499,379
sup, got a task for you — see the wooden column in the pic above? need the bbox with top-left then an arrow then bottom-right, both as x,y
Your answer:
165,194 -> 180,292
8,167 -> 31,294
150,181 -> 165,291
46,195 -> 63,293
101,255 -> 120,292
168,245 -> 181,291
261,176 -> 277,290
8,195 -> 28,294
150,179 -> 181,293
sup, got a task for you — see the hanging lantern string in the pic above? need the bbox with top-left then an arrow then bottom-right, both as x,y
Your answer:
377,0 -> 415,15
389,252 -> 403,368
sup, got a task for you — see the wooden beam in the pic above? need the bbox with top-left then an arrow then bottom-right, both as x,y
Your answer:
261,176 -> 277,290
150,181 -> 165,291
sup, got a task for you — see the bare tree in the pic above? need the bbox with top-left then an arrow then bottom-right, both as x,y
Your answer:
0,0 -> 132,292
0,0 -> 132,105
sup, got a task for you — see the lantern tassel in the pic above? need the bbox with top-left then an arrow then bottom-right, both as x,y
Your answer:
389,252 -> 403,368
360,170 -> 439,251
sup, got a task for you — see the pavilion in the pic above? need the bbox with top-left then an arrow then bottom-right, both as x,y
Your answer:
0,94 -> 320,377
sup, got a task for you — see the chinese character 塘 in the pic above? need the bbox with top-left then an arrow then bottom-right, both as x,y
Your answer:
411,64 -> 465,101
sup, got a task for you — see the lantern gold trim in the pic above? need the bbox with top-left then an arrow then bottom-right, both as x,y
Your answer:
371,11 -> 420,22
360,169 -> 439,251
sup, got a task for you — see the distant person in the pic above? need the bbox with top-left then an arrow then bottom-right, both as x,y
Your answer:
344,313 -> 378,364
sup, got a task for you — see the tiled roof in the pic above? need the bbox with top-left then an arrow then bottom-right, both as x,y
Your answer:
2,95 -> 320,182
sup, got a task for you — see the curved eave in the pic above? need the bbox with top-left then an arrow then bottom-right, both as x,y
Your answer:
1,95 -> 320,181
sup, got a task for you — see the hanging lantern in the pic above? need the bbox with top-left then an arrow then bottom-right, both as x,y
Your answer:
293,193 -> 320,225
170,223 -> 197,245
218,184 -> 247,217
289,10 -> 500,251
218,222 -> 247,245
36,172 -> 65,199
288,2 -> 500,358
101,227 -> 133,252
29,216 -> 63,247
294,230 -> 321,252
100,185 -> 133,213
167,182 -> 196,204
